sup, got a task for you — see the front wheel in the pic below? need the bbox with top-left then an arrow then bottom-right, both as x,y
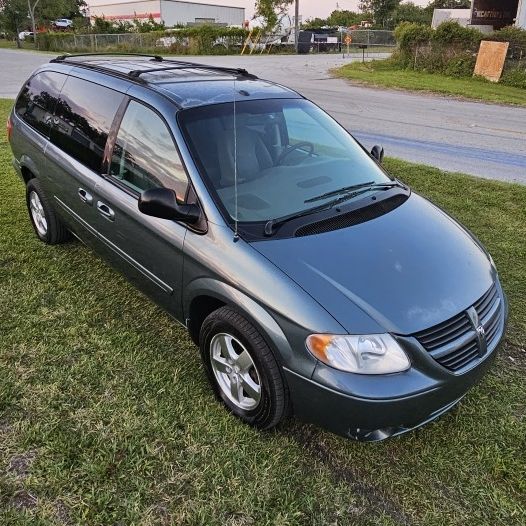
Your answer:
199,307 -> 289,430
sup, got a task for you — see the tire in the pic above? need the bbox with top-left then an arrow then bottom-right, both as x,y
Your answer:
26,178 -> 70,244
200,306 -> 289,430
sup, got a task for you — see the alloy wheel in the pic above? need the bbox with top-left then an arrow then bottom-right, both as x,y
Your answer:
209,333 -> 262,411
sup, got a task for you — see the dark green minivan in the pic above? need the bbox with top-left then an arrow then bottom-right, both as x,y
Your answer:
8,54 -> 507,441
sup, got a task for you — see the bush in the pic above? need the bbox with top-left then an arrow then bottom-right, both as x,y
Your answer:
500,68 -> 526,89
488,25 -> 526,56
395,22 -> 433,53
393,21 -> 489,78
38,26 -> 248,55
432,21 -> 481,49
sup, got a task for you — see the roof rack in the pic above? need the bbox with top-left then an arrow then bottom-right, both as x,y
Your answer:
128,64 -> 257,79
51,52 -> 164,62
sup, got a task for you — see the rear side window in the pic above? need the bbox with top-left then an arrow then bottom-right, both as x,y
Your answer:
51,76 -> 123,172
15,71 -> 66,137
109,100 -> 188,200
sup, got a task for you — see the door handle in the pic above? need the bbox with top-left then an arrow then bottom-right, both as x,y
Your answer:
96,201 -> 115,222
78,188 -> 93,205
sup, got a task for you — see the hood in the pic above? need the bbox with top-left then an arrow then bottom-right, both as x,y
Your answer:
252,193 -> 495,335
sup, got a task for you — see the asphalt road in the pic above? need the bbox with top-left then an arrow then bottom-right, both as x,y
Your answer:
2,49 -> 525,184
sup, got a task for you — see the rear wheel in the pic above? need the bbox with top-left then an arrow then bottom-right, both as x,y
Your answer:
200,306 -> 289,430
26,179 -> 70,244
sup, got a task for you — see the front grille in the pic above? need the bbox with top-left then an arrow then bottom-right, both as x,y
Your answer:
414,283 -> 503,372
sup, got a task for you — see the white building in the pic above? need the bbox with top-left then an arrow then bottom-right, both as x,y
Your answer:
87,0 -> 245,27
515,0 -> 526,28
431,9 -> 471,29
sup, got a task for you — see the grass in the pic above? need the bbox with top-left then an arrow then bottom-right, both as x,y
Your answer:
0,40 -> 35,50
1,97 -> 526,525
335,60 -> 526,107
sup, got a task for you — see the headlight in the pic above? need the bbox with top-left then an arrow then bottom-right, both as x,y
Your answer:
306,333 -> 410,375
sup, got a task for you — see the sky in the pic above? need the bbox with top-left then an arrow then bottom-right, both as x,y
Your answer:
88,1 -> 432,22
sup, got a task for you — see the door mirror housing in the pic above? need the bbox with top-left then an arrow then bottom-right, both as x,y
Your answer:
139,188 -> 200,224
371,145 -> 384,164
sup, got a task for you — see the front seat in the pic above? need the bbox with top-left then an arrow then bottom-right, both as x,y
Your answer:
217,117 -> 273,187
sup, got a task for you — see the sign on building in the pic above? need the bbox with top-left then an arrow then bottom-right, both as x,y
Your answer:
470,0 -> 519,29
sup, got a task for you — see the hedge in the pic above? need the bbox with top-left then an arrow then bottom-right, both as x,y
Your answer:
38,26 -> 249,55
393,21 -> 526,88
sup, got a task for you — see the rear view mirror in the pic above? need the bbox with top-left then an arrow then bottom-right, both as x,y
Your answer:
371,145 -> 384,164
139,188 -> 200,224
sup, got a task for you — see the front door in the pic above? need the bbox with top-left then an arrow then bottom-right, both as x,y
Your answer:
89,99 -> 190,318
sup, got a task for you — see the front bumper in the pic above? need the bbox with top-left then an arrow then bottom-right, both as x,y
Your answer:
284,297 -> 507,441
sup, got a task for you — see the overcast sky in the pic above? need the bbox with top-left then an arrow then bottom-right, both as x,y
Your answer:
88,1 -> 432,21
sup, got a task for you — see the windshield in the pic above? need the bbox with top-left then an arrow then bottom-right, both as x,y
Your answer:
179,98 -> 392,223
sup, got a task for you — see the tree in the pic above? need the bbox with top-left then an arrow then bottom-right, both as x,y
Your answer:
253,0 -> 293,31
425,0 -> 471,9
359,0 -> 401,28
0,0 -> 85,46
0,0 -> 27,46
327,10 -> 371,27
392,2 -> 432,27
301,17 -> 327,29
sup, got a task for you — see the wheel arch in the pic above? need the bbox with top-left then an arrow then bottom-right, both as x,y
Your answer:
184,278 -> 295,368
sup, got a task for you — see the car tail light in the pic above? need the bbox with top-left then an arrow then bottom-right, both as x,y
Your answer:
6,115 -> 13,142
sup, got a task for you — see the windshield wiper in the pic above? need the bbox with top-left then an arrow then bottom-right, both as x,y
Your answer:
265,186 -> 381,236
264,180 -> 408,236
264,201 -> 335,236
305,180 -> 405,204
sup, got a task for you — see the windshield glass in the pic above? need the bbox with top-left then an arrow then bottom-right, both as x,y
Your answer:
179,98 -> 392,223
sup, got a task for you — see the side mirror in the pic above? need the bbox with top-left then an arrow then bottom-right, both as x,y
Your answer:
139,188 -> 200,224
371,145 -> 384,164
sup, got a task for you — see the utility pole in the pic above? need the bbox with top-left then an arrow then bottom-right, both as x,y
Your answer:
294,0 -> 299,53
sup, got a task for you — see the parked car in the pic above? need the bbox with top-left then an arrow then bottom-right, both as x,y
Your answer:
52,18 -> 73,29
7,55 -> 507,441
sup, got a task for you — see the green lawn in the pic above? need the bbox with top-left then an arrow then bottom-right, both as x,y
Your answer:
335,60 -> 526,107
1,97 -> 526,525
0,40 -> 35,50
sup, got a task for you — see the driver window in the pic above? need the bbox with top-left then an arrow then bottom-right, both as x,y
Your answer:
110,100 -> 188,201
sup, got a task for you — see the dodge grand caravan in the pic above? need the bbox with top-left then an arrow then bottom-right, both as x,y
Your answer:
7,54 -> 507,441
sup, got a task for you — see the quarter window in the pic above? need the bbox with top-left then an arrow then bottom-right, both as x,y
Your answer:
109,100 -> 188,200
50,76 -> 123,172
15,72 -> 66,137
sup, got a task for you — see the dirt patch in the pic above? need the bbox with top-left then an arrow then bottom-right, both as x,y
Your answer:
54,499 -> 72,525
10,489 -> 38,511
290,424 -> 413,525
7,450 -> 36,480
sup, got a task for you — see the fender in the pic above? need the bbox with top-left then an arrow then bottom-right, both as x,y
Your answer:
184,277 -> 323,378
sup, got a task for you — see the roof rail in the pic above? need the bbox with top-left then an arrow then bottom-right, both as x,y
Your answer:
128,64 -> 257,79
51,52 -> 164,62
49,53 -> 257,84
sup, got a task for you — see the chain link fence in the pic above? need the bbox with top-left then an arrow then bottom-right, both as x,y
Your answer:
40,31 -> 246,54
41,29 -> 396,56
303,30 -> 396,55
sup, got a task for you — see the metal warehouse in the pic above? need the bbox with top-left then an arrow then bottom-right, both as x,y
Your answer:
87,0 -> 245,27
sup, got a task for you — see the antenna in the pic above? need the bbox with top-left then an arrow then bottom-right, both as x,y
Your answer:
233,77 -> 239,242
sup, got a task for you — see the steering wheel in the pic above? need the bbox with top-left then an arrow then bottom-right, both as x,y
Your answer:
277,141 -> 315,165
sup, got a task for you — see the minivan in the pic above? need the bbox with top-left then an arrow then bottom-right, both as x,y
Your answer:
8,54 -> 507,441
